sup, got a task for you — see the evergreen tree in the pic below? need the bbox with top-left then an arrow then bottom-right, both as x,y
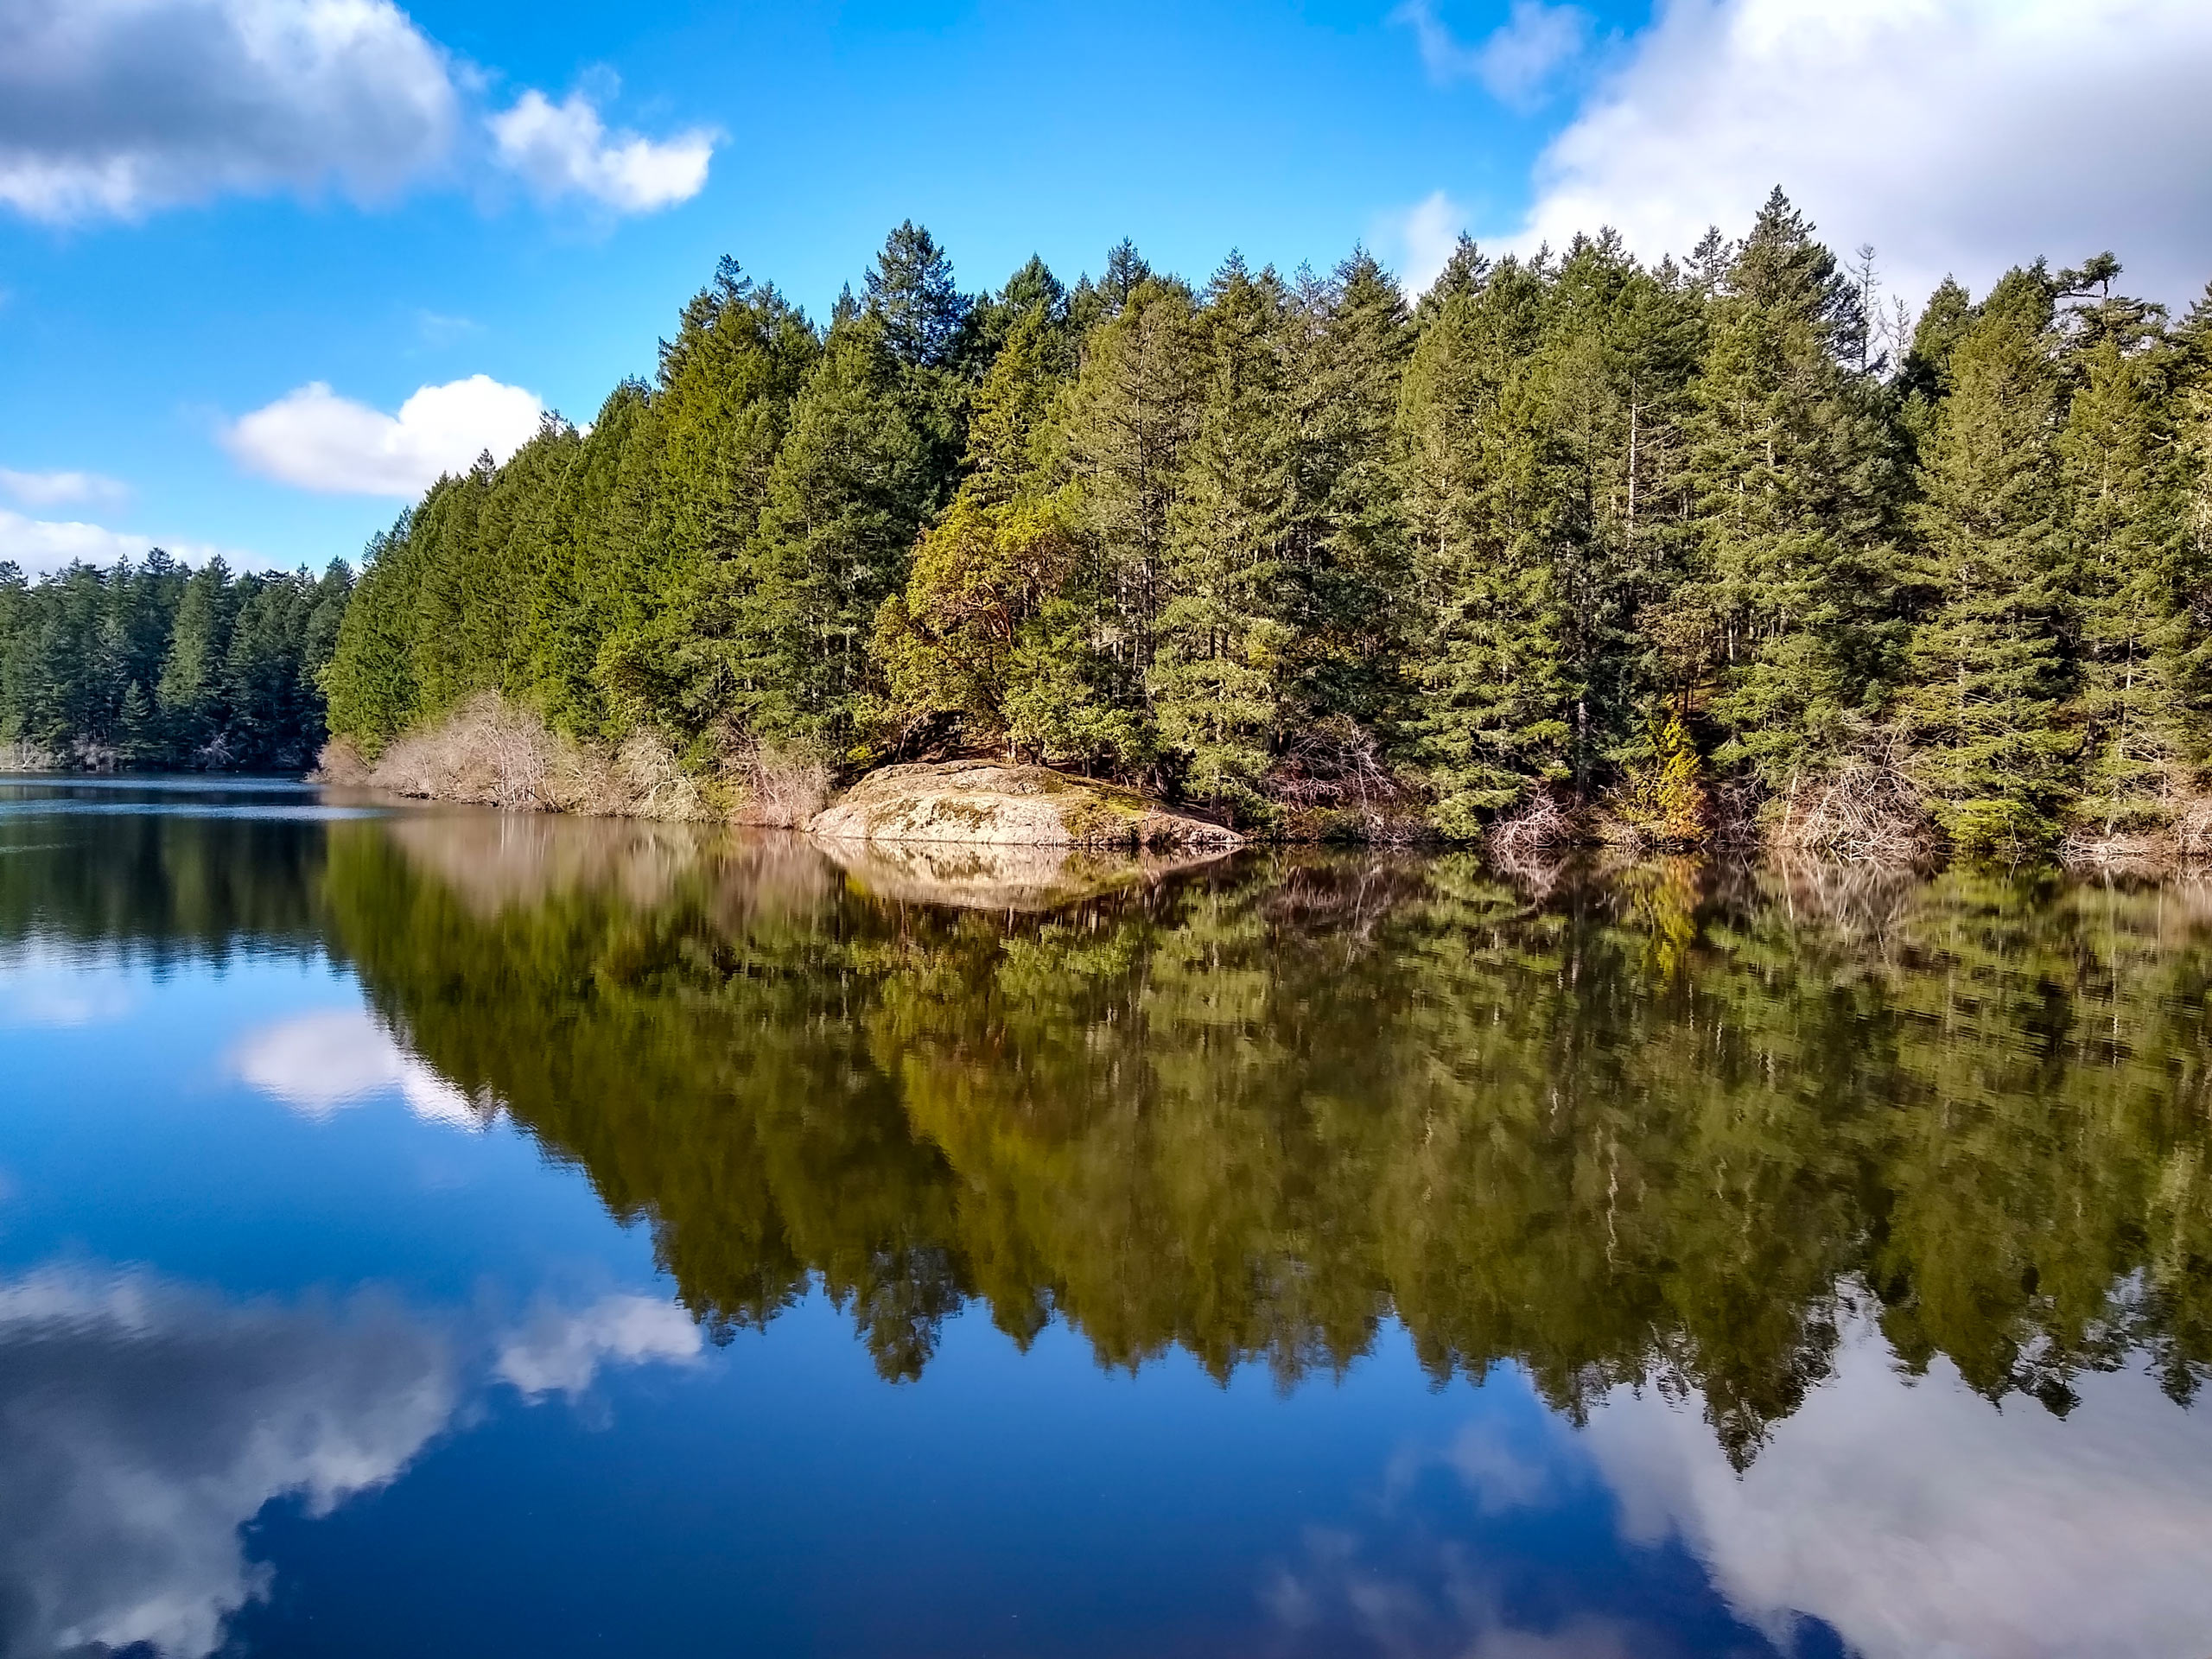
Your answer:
1904,266 -> 2076,857
1397,252 -> 1584,833
2060,283 -> 2201,834
741,310 -> 931,758
1277,250 -> 1414,747
1688,188 -> 1904,802
877,282 -> 1080,754
1048,274 -> 1205,782
1149,255 -> 1297,819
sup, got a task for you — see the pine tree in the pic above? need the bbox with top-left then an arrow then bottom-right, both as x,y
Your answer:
1397,251 -> 1583,835
1688,188 -> 1904,803
2060,286 -> 2199,835
1150,255 -> 1298,820
1904,266 -> 2076,858
741,310 -> 931,759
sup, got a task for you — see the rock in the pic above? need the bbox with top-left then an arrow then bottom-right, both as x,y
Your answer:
806,761 -> 1243,849
814,838 -> 1234,912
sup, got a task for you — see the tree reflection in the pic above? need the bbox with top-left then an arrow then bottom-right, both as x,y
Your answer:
42,804 -> 2210,1465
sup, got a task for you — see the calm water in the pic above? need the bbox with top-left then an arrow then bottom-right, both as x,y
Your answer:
3,778 -> 2211,1659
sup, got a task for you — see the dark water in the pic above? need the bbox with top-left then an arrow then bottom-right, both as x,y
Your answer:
3,777 -> 2211,1659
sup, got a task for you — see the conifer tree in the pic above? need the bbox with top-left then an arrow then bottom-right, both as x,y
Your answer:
1688,188 -> 1903,800
158,556 -> 239,762
740,310 -> 931,758
876,276 -> 1079,754
1151,255 -> 1297,818
1047,274 -> 1204,780
2059,279 -> 2201,834
1277,250 -> 1414,748
1904,266 -> 2076,857
1398,252 -> 1584,834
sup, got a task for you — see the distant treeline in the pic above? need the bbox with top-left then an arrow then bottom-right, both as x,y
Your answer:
308,190 -> 2212,856
0,553 -> 352,772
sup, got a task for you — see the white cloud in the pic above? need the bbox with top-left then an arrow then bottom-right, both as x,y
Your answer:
1580,1315 -> 2212,1659
488,88 -> 715,213
0,1 -> 716,225
0,507 -> 257,577
232,1006 -> 490,1128
1507,0 -> 2212,307
493,1294 -> 704,1399
0,0 -> 460,222
1381,188 -> 1474,296
1395,0 -> 1592,107
224,374 -> 543,497
0,467 -> 128,508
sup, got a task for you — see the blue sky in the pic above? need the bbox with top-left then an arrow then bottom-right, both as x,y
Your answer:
3,0 -> 2210,576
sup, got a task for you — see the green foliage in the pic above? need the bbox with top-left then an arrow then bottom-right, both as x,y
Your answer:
312,816 -> 2212,1440
281,204 -> 2212,863
0,551 -> 346,771
1904,266 -> 2077,858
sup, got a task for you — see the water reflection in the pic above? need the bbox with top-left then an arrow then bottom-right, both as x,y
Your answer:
322,817 -> 2212,1458
0,1268 -> 710,1659
4,789 -> 2212,1656
0,1269 -> 454,1658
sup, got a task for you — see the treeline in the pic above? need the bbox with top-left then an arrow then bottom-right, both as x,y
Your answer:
324,192 -> 2212,861
0,553 -> 352,772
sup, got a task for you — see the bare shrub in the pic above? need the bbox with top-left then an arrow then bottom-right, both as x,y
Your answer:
1770,738 -> 1938,867
0,739 -> 58,772
1485,791 -> 1581,881
310,735 -> 373,786
346,694 -> 719,821
2171,797 -> 2212,863
736,742 -> 833,829
1267,716 -> 1428,842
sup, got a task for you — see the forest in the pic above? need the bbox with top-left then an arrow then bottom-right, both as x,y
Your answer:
14,188 -> 2212,864
0,552 -> 352,772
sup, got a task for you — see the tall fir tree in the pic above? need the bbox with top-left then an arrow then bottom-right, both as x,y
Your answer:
1150,255 -> 1298,820
1904,266 -> 2077,857
1688,188 -> 1904,803
2059,286 -> 2202,834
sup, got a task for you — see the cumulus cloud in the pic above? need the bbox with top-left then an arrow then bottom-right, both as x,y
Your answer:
0,467 -> 128,508
493,1294 -> 704,1399
1507,0 -> 2212,306
1580,1316 -> 2212,1659
1380,188 -> 1475,296
0,507 -> 257,577
487,88 -> 714,213
232,1007 -> 491,1128
0,0 -> 459,222
0,0 -> 716,223
0,1267 -> 456,1659
224,374 -> 543,497
1395,0 -> 1592,107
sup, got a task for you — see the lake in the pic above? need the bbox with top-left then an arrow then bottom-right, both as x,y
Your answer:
3,775 -> 2210,1659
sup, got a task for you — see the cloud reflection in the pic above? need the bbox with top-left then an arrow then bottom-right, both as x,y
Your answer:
0,1269 -> 454,1659
232,1007 -> 489,1129
494,1294 -> 704,1399
0,1268 -> 706,1658
1581,1316 -> 2212,1659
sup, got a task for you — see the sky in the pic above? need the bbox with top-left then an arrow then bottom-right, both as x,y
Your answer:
3,0 -> 2210,577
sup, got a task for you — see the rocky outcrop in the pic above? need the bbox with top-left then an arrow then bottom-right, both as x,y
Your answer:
814,838 -> 1234,912
807,761 -> 1243,849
